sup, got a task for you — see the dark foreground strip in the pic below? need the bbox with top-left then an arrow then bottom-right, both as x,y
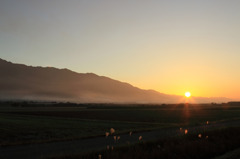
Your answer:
1,121 -> 240,159
51,127 -> 240,159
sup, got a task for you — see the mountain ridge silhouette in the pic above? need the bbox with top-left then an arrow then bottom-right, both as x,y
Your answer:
0,58 -> 230,103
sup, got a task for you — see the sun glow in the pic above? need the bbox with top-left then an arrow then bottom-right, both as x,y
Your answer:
185,92 -> 191,98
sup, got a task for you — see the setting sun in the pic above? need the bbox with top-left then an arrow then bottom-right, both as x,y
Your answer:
185,92 -> 191,98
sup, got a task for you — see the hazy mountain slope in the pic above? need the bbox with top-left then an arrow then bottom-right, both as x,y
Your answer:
0,58 -> 230,103
0,59 -> 178,103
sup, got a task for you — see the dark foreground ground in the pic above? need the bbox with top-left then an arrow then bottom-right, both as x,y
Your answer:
51,126 -> 240,159
0,102 -> 240,159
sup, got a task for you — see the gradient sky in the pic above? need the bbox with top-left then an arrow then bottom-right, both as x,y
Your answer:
1,0 -> 240,99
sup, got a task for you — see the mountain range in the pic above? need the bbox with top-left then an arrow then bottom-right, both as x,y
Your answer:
0,58 -> 230,103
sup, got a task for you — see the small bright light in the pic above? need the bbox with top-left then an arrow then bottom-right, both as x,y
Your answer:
185,92 -> 191,98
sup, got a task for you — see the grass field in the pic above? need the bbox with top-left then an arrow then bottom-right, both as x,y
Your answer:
0,102 -> 240,158
52,127 -> 240,159
0,112 -> 170,146
1,102 -> 240,146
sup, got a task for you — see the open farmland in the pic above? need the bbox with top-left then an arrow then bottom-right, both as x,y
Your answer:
5,103 -> 240,125
0,102 -> 240,159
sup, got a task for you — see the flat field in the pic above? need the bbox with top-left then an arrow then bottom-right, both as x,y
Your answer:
1,102 -> 240,159
0,102 -> 240,147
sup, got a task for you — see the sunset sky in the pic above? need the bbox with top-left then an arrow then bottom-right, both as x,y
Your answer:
1,0 -> 240,99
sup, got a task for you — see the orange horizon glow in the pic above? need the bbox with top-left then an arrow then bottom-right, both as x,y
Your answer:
1,1 -> 240,100
129,80 -> 240,100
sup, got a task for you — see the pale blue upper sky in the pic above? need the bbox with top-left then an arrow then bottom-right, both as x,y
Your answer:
1,0 -> 240,99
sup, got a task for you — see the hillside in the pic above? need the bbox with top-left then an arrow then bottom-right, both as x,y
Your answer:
0,58 -> 230,103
